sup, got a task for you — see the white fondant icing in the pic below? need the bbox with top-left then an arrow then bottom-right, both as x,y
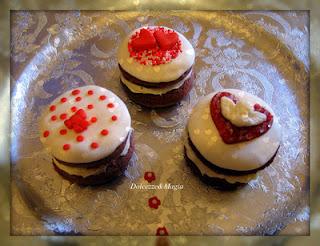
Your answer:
120,69 -> 192,95
117,26 -> 195,83
40,85 -> 131,164
188,89 -> 281,171
53,131 -> 132,178
185,140 -> 256,184
120,130 -> 132,156
221,96 -> 266,127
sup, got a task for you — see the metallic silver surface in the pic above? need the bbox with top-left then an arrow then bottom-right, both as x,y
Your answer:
10,11 -> 309,236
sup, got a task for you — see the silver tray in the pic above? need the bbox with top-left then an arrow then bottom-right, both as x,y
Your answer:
11,11 -> 309,235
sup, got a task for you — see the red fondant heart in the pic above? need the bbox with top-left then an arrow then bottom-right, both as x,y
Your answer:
131,28 -> 157,52
153,29 -> 179,51
64,109 -> 90,133
210,92 -> 273,144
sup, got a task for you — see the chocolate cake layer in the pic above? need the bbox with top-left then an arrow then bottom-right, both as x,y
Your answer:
121,71 -> 195,108
53,133 -> 135,186
184,148 -> 244,190
188,136 -> 280,176
54,132 -> 130,168
119,64 -> 193,88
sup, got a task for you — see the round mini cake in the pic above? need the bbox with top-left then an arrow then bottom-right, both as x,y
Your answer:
185,89 -> 281,189
118,26 -> 195,108
39,85 -> 134,185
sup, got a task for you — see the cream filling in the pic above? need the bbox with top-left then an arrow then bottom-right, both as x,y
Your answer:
54,131 -> 132,178
120,69 -> 192,95
185,140 -> 257,184
221,96 -> 266,127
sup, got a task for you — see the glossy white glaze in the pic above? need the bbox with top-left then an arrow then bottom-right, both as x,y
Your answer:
40,85 -> 131,164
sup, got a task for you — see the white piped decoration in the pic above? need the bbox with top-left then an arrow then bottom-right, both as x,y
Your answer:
220,96 -> 266,127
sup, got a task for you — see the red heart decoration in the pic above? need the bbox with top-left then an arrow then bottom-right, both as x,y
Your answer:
64,109 -> 90,133
153,29 -> 179,51
210,92 -> 273,144
131,29 -> 157,52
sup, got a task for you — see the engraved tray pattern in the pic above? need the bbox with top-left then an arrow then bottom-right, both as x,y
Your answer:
11,11 -> 309,235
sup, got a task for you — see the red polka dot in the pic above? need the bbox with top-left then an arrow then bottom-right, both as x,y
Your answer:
43,130 -> 50,138
72,89 -> 80,95
71,106 -> 77,112
60,97 -> 67,103
101,129 -> 109,136
63,144 -> 70,151
107,103 -> 114,108
87,90 -> 94,95
87,104 -> 94,110
60,113 -> 67,120
111,115 -> 117,121
91,142 -> 99,149
49,105 -> 56,112
76,135 -> 84,142
75,96 -> 82,102
99,95 -> 106,101
51,115 -> 57,121
90,117 -> 97,123
60,129 -> 67,135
